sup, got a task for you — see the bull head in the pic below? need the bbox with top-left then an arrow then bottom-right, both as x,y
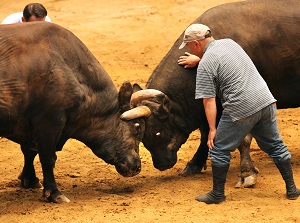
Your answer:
126,84 -> 187,171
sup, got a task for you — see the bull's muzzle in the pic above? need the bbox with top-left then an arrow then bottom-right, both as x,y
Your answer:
115,157 -> 141,177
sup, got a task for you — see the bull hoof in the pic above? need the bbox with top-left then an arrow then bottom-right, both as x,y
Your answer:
44,190 -> 70,203
19,176 -> 42,189
181,162 -> 207,176
52,194 -> 71,203
235,174 -> 258,188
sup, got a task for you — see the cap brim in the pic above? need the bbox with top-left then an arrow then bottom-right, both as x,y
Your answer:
179,42 -> 186,49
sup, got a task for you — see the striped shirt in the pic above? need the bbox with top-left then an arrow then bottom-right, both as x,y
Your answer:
195,39 -> 276,121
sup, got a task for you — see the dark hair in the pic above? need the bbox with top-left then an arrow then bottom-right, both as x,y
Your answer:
23,3 -> 48,21
204,30 -> 212,39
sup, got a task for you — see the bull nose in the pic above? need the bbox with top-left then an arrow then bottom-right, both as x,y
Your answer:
130,159 -> 142,176
116,158 -> 141,177
133,164 -> 141,175
153,158 -> 177,171
155,164 -> 173,171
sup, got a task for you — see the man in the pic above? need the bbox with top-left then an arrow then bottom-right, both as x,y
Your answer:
1,3 -> 51,24
178,24 -> 300,204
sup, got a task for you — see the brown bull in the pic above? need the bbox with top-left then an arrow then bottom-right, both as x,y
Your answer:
0,22 -> 151,203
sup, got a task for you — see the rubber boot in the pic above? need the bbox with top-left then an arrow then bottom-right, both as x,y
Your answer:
195,164 -> 229,204
274,159 -> 300,200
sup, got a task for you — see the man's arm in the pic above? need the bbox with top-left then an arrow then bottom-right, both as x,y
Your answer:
203,97 -> 217,149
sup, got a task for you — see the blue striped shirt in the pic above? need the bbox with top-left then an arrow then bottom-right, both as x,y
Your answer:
195,39 -> 276,121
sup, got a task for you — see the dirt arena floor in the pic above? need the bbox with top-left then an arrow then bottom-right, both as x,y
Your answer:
0,0 -> 299,222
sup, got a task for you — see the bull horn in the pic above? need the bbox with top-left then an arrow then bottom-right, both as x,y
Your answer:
131,89 -> 165,106
120,105 -> 151,120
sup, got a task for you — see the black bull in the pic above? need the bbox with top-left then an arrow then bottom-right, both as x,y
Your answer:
133,0 -> 300,187
0,22 -> 154,203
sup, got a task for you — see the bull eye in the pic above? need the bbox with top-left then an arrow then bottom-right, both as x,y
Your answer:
156,132 -> 161,137
134,123 -> 141,132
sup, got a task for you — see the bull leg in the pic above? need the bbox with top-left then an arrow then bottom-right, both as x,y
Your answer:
31,112 -> 70,203
235,134 -> 259,188
39,151 -> 70,203
181,133 -> 259,189
181,135 -> 209,176
19,145 -> 42,188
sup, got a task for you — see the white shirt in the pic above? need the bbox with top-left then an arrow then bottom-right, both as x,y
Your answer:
1,12 -> 51,24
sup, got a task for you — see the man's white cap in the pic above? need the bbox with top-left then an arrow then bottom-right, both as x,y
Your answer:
179,24 -> 211,49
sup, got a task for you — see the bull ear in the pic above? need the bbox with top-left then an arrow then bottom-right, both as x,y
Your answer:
156,96 -> 171,119
133,83 -> 143,92
145,95 -> 171,120
119,81 -> 133,112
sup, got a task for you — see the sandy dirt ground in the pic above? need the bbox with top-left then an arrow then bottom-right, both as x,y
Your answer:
0,0 -> 300,222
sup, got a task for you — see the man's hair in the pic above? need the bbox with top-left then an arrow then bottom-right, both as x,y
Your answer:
23,3 -> 48,21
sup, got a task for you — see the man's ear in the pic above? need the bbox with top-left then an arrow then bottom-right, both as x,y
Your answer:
21,17 -> 26,22
193,40 -> 200,47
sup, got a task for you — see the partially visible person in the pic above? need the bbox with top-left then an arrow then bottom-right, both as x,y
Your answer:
178,23 -> 300,204
1,3 -> 51,24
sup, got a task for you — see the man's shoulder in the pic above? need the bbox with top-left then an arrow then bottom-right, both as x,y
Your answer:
45,16 -> 51,22
217,38 -> 242,48
1,12 -> 23,24
215,38 -> 236,45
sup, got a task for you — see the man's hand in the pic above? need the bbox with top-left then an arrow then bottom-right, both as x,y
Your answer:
203,97 -> 217,149
207,128 -> 216,149
178,52 -> 200,68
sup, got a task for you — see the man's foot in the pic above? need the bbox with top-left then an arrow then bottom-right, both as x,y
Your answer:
195,191 -> 226,204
